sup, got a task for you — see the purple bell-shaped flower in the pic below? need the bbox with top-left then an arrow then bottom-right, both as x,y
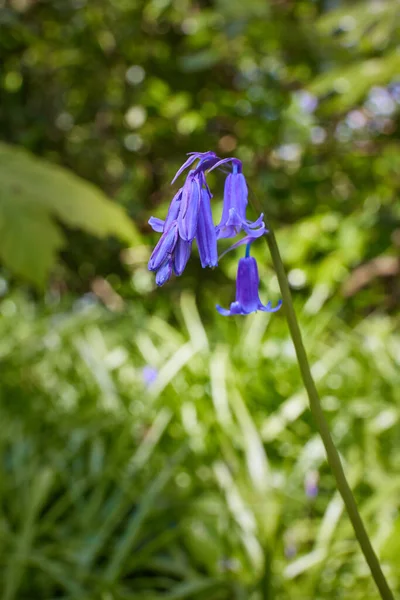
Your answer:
209,158 -> 266,241
217,247 -> 282,316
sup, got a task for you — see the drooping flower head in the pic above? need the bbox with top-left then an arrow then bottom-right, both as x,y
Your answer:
216,245 -> 282,316
148,153 -> 219,285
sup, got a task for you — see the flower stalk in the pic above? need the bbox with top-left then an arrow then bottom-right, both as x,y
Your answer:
264,222 -> 394,600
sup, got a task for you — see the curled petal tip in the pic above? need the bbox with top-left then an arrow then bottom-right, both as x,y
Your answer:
207,157 -> 234,173
171,155 -> 198,184
148,216 -> 165,233
216,304 -> 232,316
259,299 -> 282,313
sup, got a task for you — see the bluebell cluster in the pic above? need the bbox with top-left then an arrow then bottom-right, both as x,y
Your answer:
148,151 -> 281,315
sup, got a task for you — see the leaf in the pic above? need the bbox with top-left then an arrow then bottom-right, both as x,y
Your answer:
0,143 -> 138,287
0,199 -> 65,289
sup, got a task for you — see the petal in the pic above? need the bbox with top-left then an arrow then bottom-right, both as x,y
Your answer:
242,220 -> 266,237
196,189 -> 218,268
208,157 -> 242,173
234,173 -> 248,218
259,299 -> 283,313
216,208 -> 242,240
216,224 -> 237,240
173,237 -> 192,275
155,259 -> 173,286
198,170 -> 212,197
148,217 -> 165,233
171,152 -> 217,183
164,189 -> 182,230
207,157 -> 234,173
229,301 -> 245,314
235,257 -> 260,313
225,208 -> 243,230
171,155 -> 199,184
245,213 -> 265,229
216,173 -> 249,237
178,173 -> 201,241
187,151 -> 215,157
216,304 -> 233,316
217,174 -> 234,227
148,223 -> 178,271
195,152 -> 219,173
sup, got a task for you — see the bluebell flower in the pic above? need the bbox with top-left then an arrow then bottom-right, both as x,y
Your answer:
209,157 -> 266,240
148,153 -> 218,284
284,541 -> 297,560
142,365 -> 158,387
148,151 -> 271,290
304,471 -> 319,499
217,251 -> 282,316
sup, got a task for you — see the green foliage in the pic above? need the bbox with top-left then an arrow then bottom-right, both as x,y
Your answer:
0,294 -> 399,598
0,143 -> 137,286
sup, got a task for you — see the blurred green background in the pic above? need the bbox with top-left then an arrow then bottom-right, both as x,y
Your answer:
0,0 -> 399,598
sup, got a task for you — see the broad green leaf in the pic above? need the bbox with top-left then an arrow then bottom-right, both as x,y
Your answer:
0,143 -> 138,286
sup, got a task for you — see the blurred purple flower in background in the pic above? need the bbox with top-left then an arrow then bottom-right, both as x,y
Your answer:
366,86 -> 395,116
142,366 -> 158,387
388,81 -> 400,104
284,542 -> 297,560
304,470 -> 319,499
295,90 -> 318,113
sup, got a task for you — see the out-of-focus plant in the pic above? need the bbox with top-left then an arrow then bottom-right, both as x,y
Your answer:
0,292 -> 399,598
0,143 -> 138,287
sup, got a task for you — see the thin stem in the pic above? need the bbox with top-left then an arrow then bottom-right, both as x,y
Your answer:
265,225 -> 394,600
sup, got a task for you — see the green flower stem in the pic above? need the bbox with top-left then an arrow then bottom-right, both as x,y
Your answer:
265,225 -> 394,600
